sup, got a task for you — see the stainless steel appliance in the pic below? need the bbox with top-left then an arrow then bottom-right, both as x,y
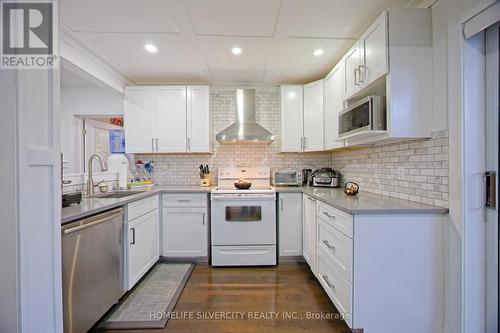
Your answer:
215,89 -> 275,143
312,168 -> 341,188
338,95 -> 386,138
62,208 -> 125,333
211,167 -> 276,266
274,171 -> 300,186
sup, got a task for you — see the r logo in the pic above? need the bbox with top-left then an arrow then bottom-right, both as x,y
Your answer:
2,1 -> 53,54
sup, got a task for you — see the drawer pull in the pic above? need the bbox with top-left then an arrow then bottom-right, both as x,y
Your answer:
307,197 -> 316,202
322,275 -> 335,289
177,199 -> 191,202
322,211 -> 336,219
322,240 -> 336,251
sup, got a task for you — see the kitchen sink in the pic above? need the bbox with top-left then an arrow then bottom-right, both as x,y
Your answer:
90,190 -> 145,199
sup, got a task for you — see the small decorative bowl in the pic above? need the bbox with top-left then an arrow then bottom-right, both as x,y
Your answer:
344,181 -> 359,196
234,182 -> 252,190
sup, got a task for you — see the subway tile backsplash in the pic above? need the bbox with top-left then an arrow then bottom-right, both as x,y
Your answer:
331,130 -> 449,207
137,89 -> 449,208
137,89 -> 332,186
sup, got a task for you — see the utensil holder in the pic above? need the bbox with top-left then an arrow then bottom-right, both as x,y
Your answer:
200,173 -> 212,187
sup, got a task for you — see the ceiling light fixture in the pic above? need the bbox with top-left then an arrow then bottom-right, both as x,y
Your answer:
313,49 -> 324,56
232,47 -> 242,55
145,43 -> 158,53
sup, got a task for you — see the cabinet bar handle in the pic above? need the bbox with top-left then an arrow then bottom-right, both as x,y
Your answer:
322,275 -> 335,289
280,198 -> 284,211
202,212 -> 205,225
322,211 -> 336,219
130,228 -> 136,245
156,138 -> 159,151
187,138 -> 191,151
354,68 -> 360,86
322,240 -> 335,251
358,65 -> 365,83
151,138 -> 155,151
307,197 -> 315,202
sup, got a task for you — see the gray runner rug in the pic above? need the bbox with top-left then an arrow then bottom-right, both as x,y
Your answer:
96,262 -> 195,330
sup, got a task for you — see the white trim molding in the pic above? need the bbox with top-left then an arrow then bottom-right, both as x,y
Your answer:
60,24 -> 132,93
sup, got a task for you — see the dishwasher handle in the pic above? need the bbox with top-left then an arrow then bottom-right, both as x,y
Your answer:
62,208 -> 124,235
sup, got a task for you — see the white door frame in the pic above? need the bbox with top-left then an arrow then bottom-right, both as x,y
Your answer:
485,23 -> 499,333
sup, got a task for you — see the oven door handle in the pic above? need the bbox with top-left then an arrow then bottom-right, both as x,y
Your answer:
211,195 -> 275,201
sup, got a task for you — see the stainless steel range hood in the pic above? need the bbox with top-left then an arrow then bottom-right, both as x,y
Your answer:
216,89 -> 275,143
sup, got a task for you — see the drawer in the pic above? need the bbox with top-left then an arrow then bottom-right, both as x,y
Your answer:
317,202 -> 353,238
318,220 -> 353,282
127,195 -> 158,221
317,246 -> 353,328
162,193 -> 207,207
211,245 -> 276,266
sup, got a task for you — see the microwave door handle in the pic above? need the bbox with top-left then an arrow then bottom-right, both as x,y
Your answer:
368,97 -> 373,130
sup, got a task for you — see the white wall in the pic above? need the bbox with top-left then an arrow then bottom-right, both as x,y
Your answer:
60,85 -> 123,174
430,1 -> 486,332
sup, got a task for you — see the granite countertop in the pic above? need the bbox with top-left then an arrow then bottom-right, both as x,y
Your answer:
274,186 -> 449,215
61,186 -> 214,224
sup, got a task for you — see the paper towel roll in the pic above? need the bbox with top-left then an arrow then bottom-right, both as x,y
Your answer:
118,161 -> 128,189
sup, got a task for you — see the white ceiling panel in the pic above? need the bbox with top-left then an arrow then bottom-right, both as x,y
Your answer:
184,0 -> 282,37
61,0 -> 421,85
289,0 -> 412,38
61,0 -> 184,33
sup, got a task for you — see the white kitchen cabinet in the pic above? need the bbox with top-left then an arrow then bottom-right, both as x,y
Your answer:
124,88 -> 156,153
343,43 -> 361,99
280,85 -> 304,152
302,194 -> 317,273
126,195 -> 160,290
162,193 -> 208,258
163,208 -> 208,257
303,80 -> 324,151
359,12 -> 388,87
156,86 -> 187,152
278,193 -> 302,257
187,85 -> 211,153
324,63 -> 345,150
312,198 -> 445,332
124,85 -> 211,153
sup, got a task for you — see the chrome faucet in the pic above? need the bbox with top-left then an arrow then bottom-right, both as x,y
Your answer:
87,153 -> 107,196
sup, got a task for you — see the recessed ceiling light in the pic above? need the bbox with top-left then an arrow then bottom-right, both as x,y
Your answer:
145,43 -> 158,53
313,49 -> 324,56
232,47 -> 242,55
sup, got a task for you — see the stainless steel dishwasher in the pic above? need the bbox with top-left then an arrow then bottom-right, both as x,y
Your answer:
62,207 -> 125,333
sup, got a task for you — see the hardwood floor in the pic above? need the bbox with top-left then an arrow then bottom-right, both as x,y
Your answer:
104,262 -> 351,333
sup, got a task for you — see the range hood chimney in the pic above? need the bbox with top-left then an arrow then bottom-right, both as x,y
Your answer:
215,89 -> 275,143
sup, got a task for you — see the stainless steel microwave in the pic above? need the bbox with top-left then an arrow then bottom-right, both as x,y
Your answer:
338,95 -> 386,138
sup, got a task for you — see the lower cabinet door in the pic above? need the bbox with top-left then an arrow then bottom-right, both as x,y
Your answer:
303,195 -> 317,273
128,209 -> 159,289
279,193 -> 303,256
163,207 -> 208,257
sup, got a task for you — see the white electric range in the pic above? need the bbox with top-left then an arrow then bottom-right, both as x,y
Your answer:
210,167 -> 277,266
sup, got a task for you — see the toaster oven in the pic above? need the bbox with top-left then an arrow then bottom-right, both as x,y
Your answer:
274,171 -> 300,186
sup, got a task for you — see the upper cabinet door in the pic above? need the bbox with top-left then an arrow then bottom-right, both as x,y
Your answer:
303,80 -> 324,152
343,43 -> 361,99
324,64 -> 345,150
124,89 -> 156,153
187,86 -> 211,153
156,86 -> 187,153
280,86 -> 304,152
359,12 -> 388,86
